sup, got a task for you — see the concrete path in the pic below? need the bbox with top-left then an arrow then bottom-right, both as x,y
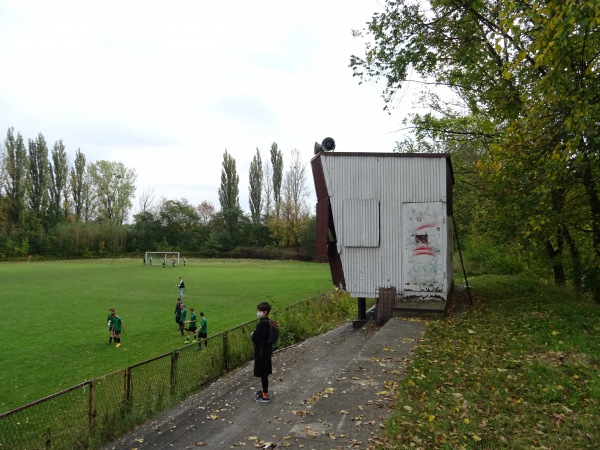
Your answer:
103,317 -> 425,450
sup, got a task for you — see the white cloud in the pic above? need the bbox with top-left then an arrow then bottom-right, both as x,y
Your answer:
0,0 -> 424,218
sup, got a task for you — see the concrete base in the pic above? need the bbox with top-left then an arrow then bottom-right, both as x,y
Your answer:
352,318 -> 368,329
103,319 -> 426,450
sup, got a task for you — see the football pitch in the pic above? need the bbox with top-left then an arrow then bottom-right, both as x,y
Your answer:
0,258 -> 332,413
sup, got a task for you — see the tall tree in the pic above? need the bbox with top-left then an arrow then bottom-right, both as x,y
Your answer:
248,148 -> 263,225
351,0 -> 600,300
270,142 -> 283,218
2,128 -> 28,228
81,169 -> 97,223
262,157 -> 273,222
218,150 -> 240,211
196,201 -> 216,226
48,139 -> 69,226
69,148 -> 87,222
281,149 -> 310,246
88,160 -> 136,225
157,198 -> 201,249
27,133 -> 50,224
138,187 -> 155,215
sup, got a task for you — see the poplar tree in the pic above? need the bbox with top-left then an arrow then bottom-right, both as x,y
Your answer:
48,139 -> 69,226
2,128 -> 28,228
270,142 -> 283,217
27,133 -> 50,224
248,148 -> 263,225
69,149 -> 87,222
218,149 -> 240,211
262,158 -> 273,222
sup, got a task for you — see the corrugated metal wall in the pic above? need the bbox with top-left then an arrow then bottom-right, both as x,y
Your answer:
318,153 -> 452,300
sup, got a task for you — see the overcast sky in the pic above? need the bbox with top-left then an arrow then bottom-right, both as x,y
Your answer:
0,0 -> 423,218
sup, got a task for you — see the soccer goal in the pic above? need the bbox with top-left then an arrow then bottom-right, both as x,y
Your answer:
145,252 -> 180,267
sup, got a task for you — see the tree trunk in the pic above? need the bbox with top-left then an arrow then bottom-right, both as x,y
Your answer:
545,234 -> 566,287
562,225 -> 582,292
582,154 -> 600,304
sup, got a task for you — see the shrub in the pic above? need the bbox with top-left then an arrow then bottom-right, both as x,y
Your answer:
461,235 -> 527,276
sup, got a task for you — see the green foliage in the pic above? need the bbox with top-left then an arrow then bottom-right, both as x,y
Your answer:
351,0 -> 600,299
1,127 -> 315,259
218,149 -> 240,211
460,235 -> 527,276
582,262 -> 600,298
200,230 -> 223,257
270,142 -> 283,215
2,127 -> 28,229
248,148 -> 263,225
274,290 -> 360,349
27,133 -> 50,222
298,215 -> 317,260
89,160 -> 137,225
47,139 -> 69,228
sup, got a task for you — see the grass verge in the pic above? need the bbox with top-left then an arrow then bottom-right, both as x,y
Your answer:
380,274 -> 600,449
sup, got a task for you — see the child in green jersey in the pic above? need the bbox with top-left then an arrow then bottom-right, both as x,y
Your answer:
179,303 -> 187,337
185,308 -> 197,342
107,308 -> 116,344
111,312 -> 124,347
197,312 -> 208,349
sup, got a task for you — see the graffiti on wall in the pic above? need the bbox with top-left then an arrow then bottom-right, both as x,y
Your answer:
403,203 -> 444,294
412,222 -> 438,257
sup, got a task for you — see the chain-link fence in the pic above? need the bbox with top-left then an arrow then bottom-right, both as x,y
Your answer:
0,291 -> 356,449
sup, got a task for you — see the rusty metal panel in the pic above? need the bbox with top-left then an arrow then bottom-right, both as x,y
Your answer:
310,154 -> 328,201
315,199 -> 328,259
327,236 -> 346,290
312,155 -> 331,261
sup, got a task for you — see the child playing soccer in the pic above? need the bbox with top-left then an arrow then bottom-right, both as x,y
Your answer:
107,308 -> 116,344
111,311 -> 124,347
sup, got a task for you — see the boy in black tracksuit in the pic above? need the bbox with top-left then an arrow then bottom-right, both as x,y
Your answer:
174,298 -> 183,332
251,301 -> 273,403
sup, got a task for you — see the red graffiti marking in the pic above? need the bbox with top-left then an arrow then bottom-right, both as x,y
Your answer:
412,222 -> 438,257
415,223 -> 437,232
414,246 -> 436,256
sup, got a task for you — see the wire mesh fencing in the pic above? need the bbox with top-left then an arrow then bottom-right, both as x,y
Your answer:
0,291 -> 354,449
0,330 -> 245,450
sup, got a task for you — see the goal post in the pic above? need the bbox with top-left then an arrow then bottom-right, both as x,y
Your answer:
144,251 -> 180,267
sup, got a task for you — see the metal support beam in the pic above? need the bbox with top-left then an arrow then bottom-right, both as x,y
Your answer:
353,297 -> 368,328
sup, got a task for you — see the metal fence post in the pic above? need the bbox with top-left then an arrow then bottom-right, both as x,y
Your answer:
223,332 -> 229,372
122,367 -> 132,416
170,351 -> 179,396
88,380 -> 96,430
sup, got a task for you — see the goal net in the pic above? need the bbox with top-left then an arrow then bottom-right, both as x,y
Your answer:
145,252 -> 180,267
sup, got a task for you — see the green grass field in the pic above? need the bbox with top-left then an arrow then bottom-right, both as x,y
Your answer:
0,258 -> 332,413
